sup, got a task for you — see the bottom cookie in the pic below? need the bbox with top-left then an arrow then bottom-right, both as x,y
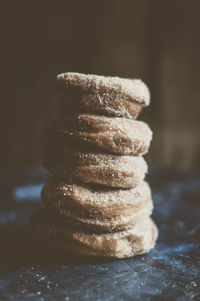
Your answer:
28,209 -> 158,259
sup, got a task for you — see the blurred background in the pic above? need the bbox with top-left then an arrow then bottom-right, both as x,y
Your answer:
1,0 -> 200,169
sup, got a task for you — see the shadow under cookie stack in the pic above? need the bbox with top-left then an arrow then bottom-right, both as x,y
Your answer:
29,72 -> 158,259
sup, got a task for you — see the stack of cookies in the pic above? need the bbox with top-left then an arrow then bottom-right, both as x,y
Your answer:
29,72 -> 158,259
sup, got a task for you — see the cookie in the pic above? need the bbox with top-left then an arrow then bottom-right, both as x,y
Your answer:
29,210 -> 158,258
43,150 -> 148,188
42,179 -> 153,232
56,72 -> 150,106
58,88 -> 143,119
51,114 -> 152,156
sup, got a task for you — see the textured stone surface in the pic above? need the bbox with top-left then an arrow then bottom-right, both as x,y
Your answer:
0,167 -> 199,300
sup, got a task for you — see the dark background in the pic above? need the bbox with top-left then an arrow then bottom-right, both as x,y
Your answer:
1,0 -> 200,169
0,3 -> 200,299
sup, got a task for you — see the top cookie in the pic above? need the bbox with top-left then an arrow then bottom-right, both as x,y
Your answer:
56,72 -> 150,106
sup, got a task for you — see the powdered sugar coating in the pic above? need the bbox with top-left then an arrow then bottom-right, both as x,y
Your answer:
43,151 -> 148,188
42,180 -> 153,232
56,72 -> 150,106
43,179 -> 151,208
54,114 -> 153,156
59,91 -> 143,119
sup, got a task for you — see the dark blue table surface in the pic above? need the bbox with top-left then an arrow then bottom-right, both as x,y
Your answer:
0,167 -> 200,301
